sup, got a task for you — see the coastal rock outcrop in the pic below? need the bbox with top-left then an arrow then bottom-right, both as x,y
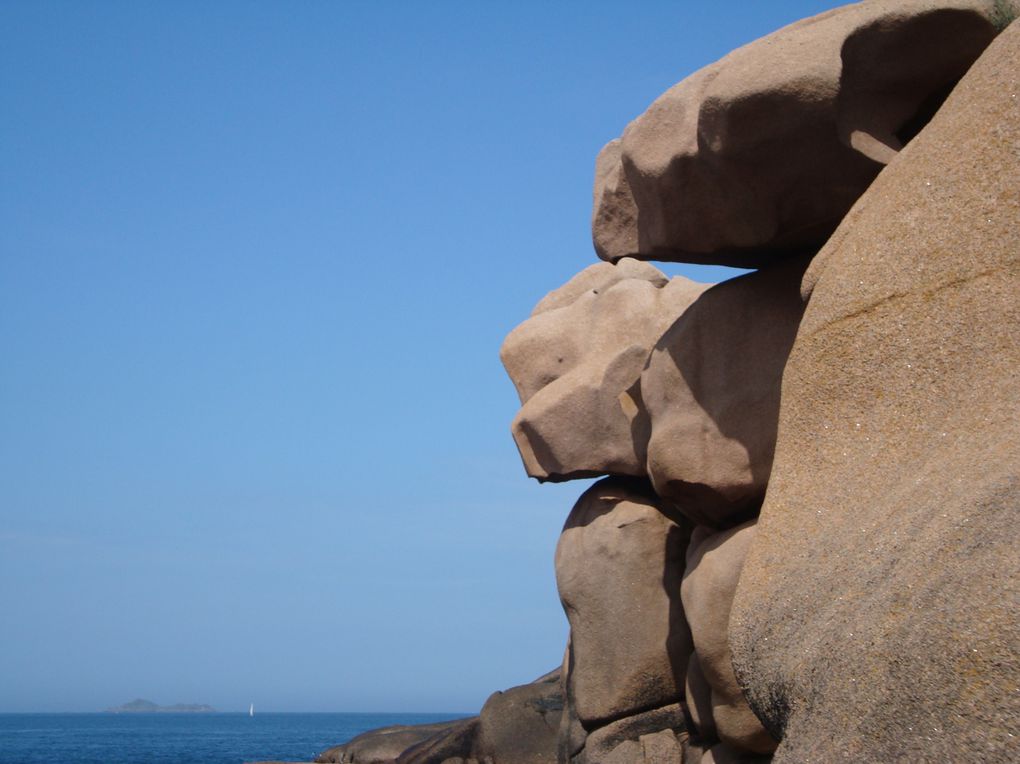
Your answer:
681,522 -> 773,756
315,721 -> 466,764
316,672 -> 562,764
403,671 -> 561,764
471,669 -> 562,764
394,718 -> 479,764
640,257 -> 809,528
593,0 -> 1003,267
501,260 -> 705,482
555,478 -> 692,730
311,4 -> 1019,764
579,704 -> 687,763
729,19 -> 1020,762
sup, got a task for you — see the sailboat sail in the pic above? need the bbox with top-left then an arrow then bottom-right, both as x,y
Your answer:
249,703 -> 254,717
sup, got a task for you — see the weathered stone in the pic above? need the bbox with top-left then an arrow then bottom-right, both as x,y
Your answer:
315,721 -> 466,763
530,258 -> 668,317
472,670 -> 562,764
593,0 -> 1002,267
638,729 -> 684,763
589,728 -> 683,764
396,719 -> 478,764
593,740 -> 640,764
502,260 -> 705,482
556,478 -> 693,727
641,256 -> 809,528
730,21 -> 1020,762
591,140 -> 638,261
682,523 -> 774,755
557,638 -> 587,763
684,653 -> 715,744
318,671 -> 560,764
578,704 -> 686,764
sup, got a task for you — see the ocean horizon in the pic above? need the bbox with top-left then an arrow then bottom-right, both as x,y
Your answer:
0,711 -> 470,764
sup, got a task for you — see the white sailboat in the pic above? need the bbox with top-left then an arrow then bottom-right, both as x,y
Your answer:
249,703 -> 254,717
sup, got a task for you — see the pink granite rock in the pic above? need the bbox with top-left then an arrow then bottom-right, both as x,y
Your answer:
593,0 -> 1001,267
556,478 -> 693,727
502,260 -> 705,482
682,522 -> 775,755
641,255 -> 810,528
730,21 -> 1020,761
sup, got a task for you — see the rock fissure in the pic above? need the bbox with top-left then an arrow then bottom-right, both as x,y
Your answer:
805,262 -> 1016,336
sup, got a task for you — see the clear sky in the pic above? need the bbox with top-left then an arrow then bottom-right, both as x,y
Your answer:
1,0 -> 847,713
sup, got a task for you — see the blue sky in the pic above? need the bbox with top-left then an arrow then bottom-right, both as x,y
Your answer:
1,1 -> 846,713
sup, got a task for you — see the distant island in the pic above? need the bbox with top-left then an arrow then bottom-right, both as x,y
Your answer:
105,698 -> 216,713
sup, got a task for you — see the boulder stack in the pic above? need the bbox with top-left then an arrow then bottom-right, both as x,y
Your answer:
314,3 -> 1018,762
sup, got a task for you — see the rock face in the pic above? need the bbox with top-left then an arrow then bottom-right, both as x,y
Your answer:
555,478 -> 692,730
579,704 -> 687,764
400,672 -> 561,764
315,721 -> 465,763
471,671 -> 563,764
641,256 -> 810,529
682,522 -> 774,756
729,20 -> 1020,763
396,718 -> 479,764
316,672 -> 561,764
593,0 -> 1002,267
501,260 -> 705,482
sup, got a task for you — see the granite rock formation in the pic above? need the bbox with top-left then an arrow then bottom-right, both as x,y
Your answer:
316,672 -> 562,764
640,258 -> 809,528
593,0 -> 1002,267
501,260 -> 705,482
312,3 -> 1017,763
729,20 -> 1020,762
555,478 -> 692,732
396,669 -> 562,764
316,721 -> 466,764
681,523 -> 774,756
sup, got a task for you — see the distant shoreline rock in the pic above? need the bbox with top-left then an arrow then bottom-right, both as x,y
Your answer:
104,698 -> 217,713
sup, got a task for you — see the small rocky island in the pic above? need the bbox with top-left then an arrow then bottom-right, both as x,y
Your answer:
105,698 -> 216,713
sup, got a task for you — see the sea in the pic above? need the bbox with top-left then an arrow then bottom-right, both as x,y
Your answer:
0,712 -> 467,764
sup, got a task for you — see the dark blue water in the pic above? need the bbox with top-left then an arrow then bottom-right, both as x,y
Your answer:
0,712 -> 467,764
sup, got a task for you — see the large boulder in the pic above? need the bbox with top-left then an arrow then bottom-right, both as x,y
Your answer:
681,522 -> 774,755
556,478 -> 693,728
395,718 -> 478,764
472,670 -> 562,764
578,704 -> 687,764
315,720 -> 465,763
593,0 -> 1004,267
398,670 -> 562,764
317,671 -> 561,764
641,255 -> 809,529
501,260 -> 705,482
730,21 -> 1020,762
